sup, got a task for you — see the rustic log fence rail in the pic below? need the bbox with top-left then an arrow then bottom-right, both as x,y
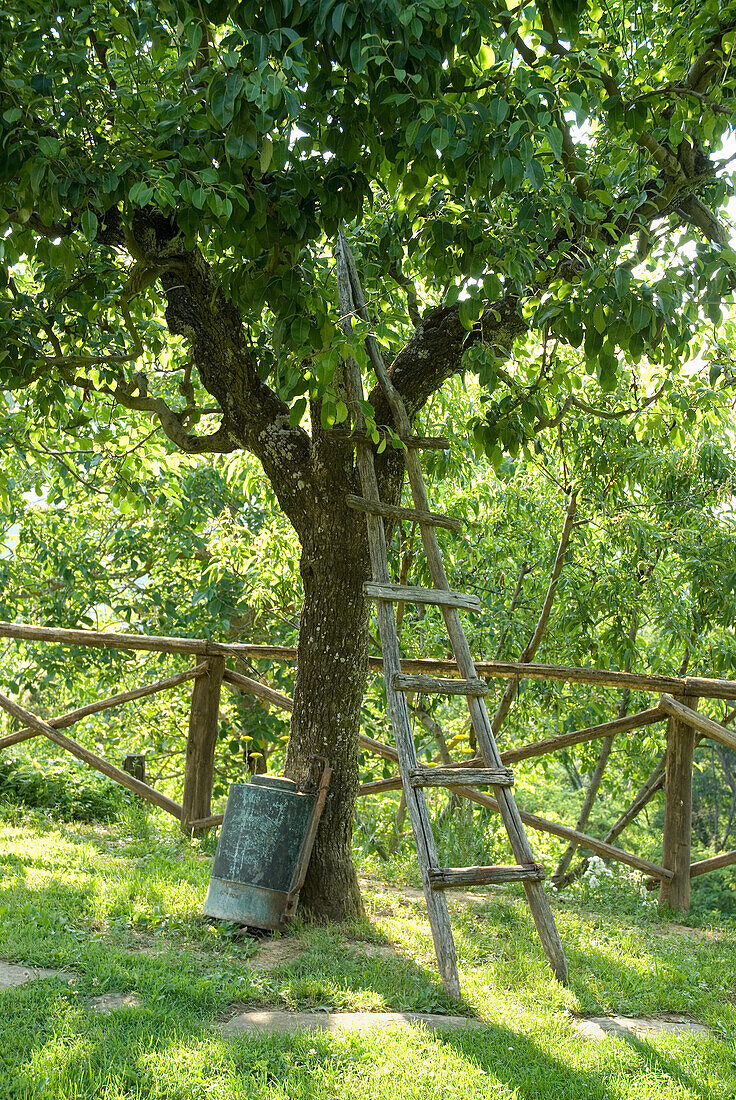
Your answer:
6,619 -> 736,696
0,619 -> 734,910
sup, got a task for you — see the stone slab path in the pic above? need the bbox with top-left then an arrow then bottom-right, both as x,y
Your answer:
0,957 -> 712,1043
89,993 -> 142,1013
0,960 -> 72,990
220,1010 -> 485,1037
571,1014 -> 711,1041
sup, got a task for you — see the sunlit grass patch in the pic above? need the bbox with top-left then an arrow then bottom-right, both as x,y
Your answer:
0,813 -> 734,1099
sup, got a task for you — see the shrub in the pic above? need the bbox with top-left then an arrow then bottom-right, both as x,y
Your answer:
0,754 -> 127,821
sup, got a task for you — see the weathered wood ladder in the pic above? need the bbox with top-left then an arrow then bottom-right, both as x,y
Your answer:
336,231 -> 568,998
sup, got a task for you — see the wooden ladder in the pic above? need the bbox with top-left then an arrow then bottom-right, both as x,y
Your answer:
336,231 -> 568,998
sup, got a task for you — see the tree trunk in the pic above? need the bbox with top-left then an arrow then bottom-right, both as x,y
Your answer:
284,496 -> 370,921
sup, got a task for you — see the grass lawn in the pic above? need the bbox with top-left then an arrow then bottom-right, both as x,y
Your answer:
0,805 -> 734,1099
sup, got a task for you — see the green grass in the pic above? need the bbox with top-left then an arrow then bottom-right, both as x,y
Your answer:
0,804 -> 735,1099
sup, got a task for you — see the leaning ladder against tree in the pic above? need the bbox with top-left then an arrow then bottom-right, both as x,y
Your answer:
335,231 -> 568,996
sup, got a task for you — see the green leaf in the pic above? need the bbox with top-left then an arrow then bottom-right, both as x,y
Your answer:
431,126 -> 449,151
631,302 -> 651,332
613,267 -> 631,299
292,317 -> 310,344
38,136 -> 60,157
525,158 -> 544,189
226,126 -> 258,160
546,126 -> 563,161
490,98 -> 509,125
459,297 -> 483,331
289,396 -> 308,427
320,400 -> 336,429
332,2 -> 346,35
30,73 -> 52,95
260,136 -> 274,173
503,156 -> 522,188
129,182 -> 154,207
209,72 -> 244,127
81,211 -> 98,243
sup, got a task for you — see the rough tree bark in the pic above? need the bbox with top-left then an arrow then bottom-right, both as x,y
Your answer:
283,452 -> 370,919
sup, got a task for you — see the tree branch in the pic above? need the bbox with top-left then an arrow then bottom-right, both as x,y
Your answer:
539,381 -> 668,433
373,296 -> 527,422
59,368 -> 237,453
687,18 -> 736,91
490,491 -> 578,737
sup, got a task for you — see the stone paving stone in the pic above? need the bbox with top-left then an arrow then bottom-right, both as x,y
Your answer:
571,1014 -> 711,1041
88,993 -> 142,1013
220,1009 -> 485,1037
0,960 -> 71,990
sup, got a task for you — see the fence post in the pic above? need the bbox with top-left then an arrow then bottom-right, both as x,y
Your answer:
122,754 -> 146,782
182,656 -> 225,833
659,693 -> 697,912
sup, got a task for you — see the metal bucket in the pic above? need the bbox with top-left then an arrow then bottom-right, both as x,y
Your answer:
202,768 -> 329,929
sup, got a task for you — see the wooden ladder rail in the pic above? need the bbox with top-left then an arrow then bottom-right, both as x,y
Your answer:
336,237 -> 461,998
337,230 -> 568,988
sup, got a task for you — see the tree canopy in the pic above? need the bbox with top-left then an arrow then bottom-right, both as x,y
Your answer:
1,0 -> 734,456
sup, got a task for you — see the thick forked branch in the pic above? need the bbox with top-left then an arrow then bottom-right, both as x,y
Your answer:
155,248 -> 315,531
687,17 -> 736,91
61,369 -> 237,454
14,204 -> 315,522
373,295 -> 528,423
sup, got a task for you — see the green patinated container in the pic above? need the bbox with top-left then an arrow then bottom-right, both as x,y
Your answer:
202,774 -> 317,930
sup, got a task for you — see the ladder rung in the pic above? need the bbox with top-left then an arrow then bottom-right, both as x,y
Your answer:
409,765 -> 514,788
346,495 -> 462,533
428,864 -> 546,889
393,673 -> 487,696
365,583 -> 481,613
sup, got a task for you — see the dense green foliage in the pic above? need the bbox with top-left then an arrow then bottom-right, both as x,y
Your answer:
0,753 -> 126,821
0,0 -> 734,456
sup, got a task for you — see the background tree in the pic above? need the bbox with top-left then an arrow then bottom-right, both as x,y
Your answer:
1,0 -> 734,918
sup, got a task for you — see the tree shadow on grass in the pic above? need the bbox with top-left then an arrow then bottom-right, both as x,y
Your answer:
0,851 -> 30,877
0,979 -> 724,1100
0,856 -> 731,1100
557,938 -> 728,1100
437,1020 -> 723,1100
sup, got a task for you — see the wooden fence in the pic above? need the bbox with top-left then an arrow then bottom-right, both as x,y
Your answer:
0,620 -> 735,912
